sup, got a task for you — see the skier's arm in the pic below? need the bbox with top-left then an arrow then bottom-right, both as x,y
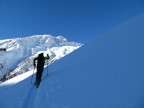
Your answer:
44,54 -> 50,60
33,57 -> 38,67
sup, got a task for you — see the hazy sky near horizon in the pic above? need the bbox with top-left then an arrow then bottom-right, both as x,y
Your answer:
0,0 -> 144,43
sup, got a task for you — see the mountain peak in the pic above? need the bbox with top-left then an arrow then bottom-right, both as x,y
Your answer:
0,35 -> 82,81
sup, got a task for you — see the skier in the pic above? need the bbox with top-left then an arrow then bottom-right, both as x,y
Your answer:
33,53 -> 50,87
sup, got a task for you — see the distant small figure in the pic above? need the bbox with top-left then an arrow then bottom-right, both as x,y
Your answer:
33,53 -> 50,87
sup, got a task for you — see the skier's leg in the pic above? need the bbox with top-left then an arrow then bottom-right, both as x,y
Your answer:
37,72 -> 41,82
38,67 -> 44,83
38,71 -> 43,83
35,66 -> 44,87
35,67 -> 41,85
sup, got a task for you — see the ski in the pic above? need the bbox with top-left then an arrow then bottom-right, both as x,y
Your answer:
34,81 -> 40,88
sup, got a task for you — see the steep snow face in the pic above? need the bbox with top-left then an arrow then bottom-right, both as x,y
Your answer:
0,35 -> 82,79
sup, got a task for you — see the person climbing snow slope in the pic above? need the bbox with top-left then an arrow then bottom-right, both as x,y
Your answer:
33,53 -> 50,87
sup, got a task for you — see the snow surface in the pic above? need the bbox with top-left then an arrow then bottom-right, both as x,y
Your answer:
0,35 -> 82,79
0,13 -> 144,108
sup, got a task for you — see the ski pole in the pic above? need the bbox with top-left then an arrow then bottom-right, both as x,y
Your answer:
47,54 -> 48,76
31,67 -> 35,84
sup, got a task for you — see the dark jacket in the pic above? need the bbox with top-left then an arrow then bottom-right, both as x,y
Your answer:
33,53 -> 50,68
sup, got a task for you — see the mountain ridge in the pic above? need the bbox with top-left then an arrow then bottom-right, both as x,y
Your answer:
0,35 -> 82,81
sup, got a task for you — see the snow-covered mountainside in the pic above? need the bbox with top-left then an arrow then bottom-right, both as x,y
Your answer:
0,35 -> 82,80
0,14 -> 144,108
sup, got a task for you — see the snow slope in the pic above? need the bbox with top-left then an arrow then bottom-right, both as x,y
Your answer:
0,13 -> 144,108
0,35 -> 82,80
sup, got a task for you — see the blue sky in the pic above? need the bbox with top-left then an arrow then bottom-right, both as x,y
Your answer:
0,0 -> 144,43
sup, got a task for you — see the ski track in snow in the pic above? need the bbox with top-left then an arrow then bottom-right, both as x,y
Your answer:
0,71 -> 69,108
21,76 -> 55,108
21,86 -> 37,108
